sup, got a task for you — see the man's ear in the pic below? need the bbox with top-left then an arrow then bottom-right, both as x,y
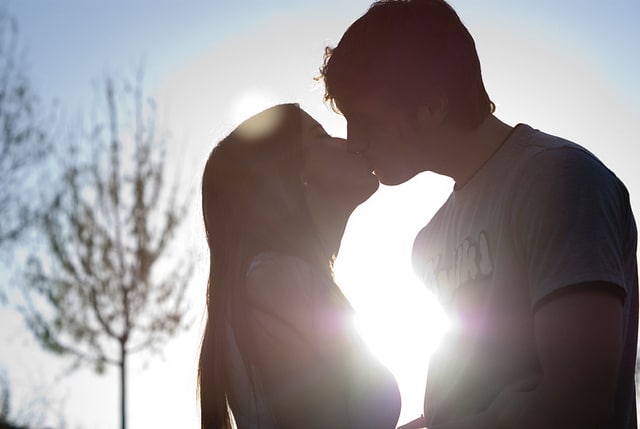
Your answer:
415,93 -> 448,129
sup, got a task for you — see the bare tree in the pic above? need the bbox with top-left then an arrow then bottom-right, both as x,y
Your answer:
0,7 -> 49,249
21,70 -> 193,429
0,370 -> 67,429
0,371 -> 9,426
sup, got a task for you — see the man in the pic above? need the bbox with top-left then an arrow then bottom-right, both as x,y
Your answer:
320,1 -> 638,428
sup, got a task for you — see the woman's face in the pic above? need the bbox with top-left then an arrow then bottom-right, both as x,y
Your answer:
300,111 -> 379,203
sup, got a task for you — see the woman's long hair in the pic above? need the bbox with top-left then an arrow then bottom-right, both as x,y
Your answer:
198,104 -> 338,428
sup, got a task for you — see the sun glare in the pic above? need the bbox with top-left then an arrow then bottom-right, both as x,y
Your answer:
230,89 -> 277,127
329,175 -> 455,423
335,252 -> 451,423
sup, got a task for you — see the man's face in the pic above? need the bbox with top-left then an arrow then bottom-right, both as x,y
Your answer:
339,97 -> 431,186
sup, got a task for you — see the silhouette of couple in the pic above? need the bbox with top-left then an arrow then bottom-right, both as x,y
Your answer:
198,1 -> 638,428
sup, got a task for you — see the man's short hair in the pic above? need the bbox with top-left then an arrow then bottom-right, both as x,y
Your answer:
321,0 -> 495,130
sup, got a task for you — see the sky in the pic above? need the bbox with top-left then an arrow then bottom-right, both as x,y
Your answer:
1,1 -> 639,428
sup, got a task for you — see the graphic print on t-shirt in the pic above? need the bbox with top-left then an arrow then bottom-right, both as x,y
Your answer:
419,230 -> 493,305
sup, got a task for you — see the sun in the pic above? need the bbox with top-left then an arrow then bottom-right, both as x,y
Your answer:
230,89 -> 277,127
330,176 -> 455,425
334,233 -> 451,424
351,273 -> 450,372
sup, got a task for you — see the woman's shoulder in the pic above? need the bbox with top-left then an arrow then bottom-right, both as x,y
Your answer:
245,252 -> 316,305
247,251 -> 313,279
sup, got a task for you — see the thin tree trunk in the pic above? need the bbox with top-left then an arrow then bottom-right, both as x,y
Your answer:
120,344 -> 127,429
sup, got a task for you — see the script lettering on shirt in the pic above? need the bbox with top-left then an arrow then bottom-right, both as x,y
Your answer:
421,230 -> 494,304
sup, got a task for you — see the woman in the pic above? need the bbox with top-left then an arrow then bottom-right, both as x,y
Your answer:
198,103 -> 401,429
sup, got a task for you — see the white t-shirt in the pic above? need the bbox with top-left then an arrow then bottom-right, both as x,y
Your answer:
412,124 -> 638,428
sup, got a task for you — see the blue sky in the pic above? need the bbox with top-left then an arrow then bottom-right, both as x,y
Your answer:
8,1 -> 639,110
2,1 -> 639,428
7,1 -> 353,108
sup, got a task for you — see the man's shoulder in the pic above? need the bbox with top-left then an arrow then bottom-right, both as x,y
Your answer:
511,124 -> 601,163
508,124 -> 590,159
505,124 -> 624,190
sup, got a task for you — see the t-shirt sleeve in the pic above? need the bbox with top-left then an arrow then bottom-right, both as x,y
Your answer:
511,147 -> 633,306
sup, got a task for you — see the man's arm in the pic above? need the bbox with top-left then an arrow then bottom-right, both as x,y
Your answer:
431,282 -> 624,429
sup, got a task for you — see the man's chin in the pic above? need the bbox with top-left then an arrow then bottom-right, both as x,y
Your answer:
374,171 -> 412,186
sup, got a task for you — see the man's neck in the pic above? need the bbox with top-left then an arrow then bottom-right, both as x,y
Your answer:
440,115 -> 513,188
